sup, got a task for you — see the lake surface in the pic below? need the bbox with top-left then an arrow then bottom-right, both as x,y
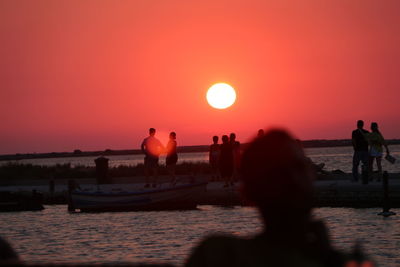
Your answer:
3,145 -> 400,173
1,146 -> 400,266
0,206 -> 400,266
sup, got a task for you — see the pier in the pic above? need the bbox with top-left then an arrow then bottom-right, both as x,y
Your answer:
1,173 -> 400,208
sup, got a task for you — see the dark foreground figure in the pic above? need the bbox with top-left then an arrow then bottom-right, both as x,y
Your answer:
186,129 -> 373,267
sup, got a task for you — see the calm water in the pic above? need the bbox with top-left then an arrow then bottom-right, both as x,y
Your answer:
2,145 -> 400,173
1,146 -> 400,266
0,206 -> 400,266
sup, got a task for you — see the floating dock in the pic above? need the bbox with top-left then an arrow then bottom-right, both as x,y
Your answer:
1,173 -> 400,208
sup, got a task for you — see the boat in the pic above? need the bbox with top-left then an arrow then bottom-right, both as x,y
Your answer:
0,190 -> 44,212
68,181 -> 208,212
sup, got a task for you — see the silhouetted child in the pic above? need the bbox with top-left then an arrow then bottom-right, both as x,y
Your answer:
186,129 -> 372,267
166,132 -> 178,186
209,136 -> 220,181
219,135 -> 234,187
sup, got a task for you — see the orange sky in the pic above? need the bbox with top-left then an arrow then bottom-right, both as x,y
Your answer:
1,0 -> 399,154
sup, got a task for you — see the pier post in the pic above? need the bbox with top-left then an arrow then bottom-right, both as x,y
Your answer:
378,171 -> 396,217
49,178 -> 55,203
67,179 -> 78,212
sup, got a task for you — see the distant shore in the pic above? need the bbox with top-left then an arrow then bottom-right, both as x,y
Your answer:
2,139 -> 400,161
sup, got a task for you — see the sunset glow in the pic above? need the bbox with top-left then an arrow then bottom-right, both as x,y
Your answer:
206,83 -> 237,109
0,1 -> 399,154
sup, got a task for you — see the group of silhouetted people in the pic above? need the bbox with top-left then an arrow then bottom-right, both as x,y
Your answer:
186,128 -> 374,267
141,128 -> 178,187
1,127 -> 376,266
352,120 -> 391,183
209,133 -> 241,187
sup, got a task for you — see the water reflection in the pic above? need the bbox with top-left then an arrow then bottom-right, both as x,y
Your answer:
0,206 -> 400,266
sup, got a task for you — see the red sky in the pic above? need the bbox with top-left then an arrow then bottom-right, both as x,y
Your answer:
1,0 -> 399,154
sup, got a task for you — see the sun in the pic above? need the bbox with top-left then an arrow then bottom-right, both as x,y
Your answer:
206,83 -> 236,109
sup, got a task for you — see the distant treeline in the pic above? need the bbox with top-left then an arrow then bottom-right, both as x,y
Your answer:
1,139 -> 400,161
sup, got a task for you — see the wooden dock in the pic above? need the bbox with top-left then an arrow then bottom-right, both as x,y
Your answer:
1,173 -> 400,208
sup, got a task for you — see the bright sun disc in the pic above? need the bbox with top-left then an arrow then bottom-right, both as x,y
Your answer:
206,83 -> 236,109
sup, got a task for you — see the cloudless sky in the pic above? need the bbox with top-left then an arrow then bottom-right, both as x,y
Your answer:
1,0 -> 399,154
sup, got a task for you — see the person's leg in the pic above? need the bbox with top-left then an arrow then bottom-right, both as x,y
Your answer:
153,160 -> 159,187
144,157 -> 150,187
220,167 -> 229,187
360,151 -> 369,182
376,156 -> 382,181
368,156 -> 374,174
229,166 -> 234,186
210,162 -> 217,181
352,152 -> 360,182
213,163 -> 220,181
170,164 -> 177,185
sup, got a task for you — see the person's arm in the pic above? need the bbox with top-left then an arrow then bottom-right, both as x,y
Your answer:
141,140 -> 146,154
351,131 -> 356,149
381,135 -> 389,154
157,139 -> 165,154
361,130 -> 370,144
165,140 -> 172,154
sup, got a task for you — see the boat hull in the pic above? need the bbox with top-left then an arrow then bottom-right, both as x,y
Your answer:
70,182 -> 207,212
0,191 -> 44,212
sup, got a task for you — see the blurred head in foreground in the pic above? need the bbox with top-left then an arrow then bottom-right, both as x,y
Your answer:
185,129 -> 368,267
240,129 -> 315,227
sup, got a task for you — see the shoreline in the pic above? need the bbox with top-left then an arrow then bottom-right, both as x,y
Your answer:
2,139 -> 400,161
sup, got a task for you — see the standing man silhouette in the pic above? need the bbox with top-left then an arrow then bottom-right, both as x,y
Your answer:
166,131 -> 178,186
141,128 -> 164,188
209,136 -> 220,181
351,120 -> 369,183
230,132 -> 241,183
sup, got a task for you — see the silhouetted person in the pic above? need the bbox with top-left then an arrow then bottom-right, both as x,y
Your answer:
209,136 -> 220,181
186,129 -> 353,267
230,132 -> 241,182
219,135 -> 233,187
166,131 -> 178,186
367,122 -> 389,181
141,128 -> 164,188
352,120 -> 369,182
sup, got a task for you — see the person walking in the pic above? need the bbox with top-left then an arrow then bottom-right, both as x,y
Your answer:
367,122 -> 389,181
141,128 -> 164,188
166,132 -> 178,186
351,120 -> 369,182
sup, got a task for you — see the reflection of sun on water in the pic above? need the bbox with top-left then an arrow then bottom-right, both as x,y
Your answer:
206,83 -> 236,109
